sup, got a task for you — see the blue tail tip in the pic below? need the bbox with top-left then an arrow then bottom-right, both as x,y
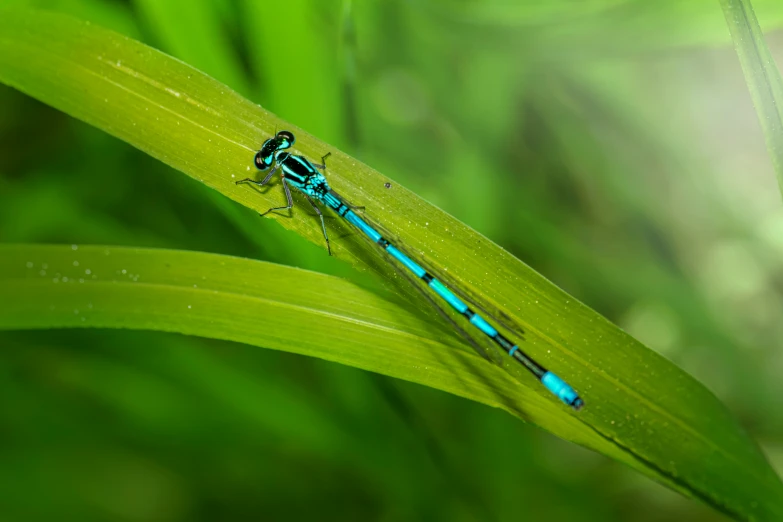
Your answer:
541,371 -> 584,411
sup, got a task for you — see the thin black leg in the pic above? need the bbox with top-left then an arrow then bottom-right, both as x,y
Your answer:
260,178 -> 294,216
304,194 -> 332,255
310,152 -> 332,170
311,156 -> 365,212
236,165 -> 278,186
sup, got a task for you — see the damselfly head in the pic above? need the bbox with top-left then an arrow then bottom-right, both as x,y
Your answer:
254,150 -> 274,170
275,130 -> 295,148
255,131 -> 294,170
255,136 -> 279,170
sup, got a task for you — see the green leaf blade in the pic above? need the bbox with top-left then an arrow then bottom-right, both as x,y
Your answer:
721,0 -> 783,201
2,244 -> 782,520
0,8 -> 781,520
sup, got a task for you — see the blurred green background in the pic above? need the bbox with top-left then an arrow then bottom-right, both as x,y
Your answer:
1,0 -> 783,521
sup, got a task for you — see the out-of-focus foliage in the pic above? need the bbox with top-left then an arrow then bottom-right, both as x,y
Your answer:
1,1 -> 782,522
720,0 -> 783,199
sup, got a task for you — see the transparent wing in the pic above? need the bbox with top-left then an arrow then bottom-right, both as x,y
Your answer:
329,191 -> 502,364
331,196 -> 535,365
377,242 -> 501,364
353,206 -> 529,341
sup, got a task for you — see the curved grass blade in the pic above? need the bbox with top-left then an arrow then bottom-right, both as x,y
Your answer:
0,10 -> 782,520
0,244 -> 585,440
721,0 -> 783,201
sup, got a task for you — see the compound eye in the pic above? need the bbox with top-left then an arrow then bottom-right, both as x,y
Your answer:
259,137 -> 275,151
276,130 -> 295,148
254,152 -> 272,170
